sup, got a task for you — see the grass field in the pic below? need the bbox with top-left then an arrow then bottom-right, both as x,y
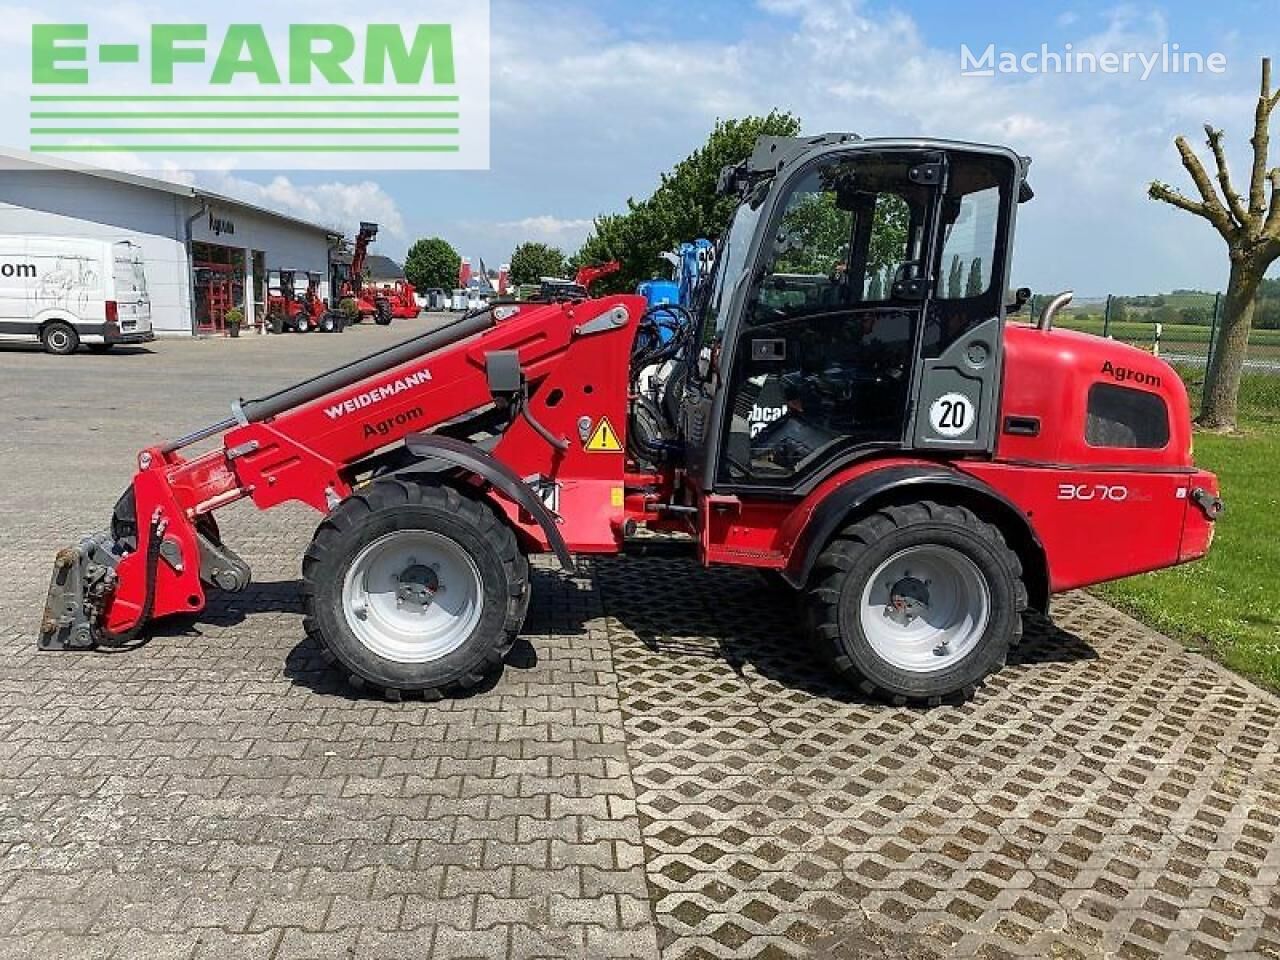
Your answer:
1097,416 -> 1280,692
1052,315 -> 1280,361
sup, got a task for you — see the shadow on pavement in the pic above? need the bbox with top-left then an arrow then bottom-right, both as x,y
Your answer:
143,560 -> 1097,705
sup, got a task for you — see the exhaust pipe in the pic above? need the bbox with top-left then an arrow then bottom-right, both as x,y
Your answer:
1038,290 -> 1074,332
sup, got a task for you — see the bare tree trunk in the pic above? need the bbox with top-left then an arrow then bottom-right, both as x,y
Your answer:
1199,256 -> 1263,430
1148,58 -> 1280,428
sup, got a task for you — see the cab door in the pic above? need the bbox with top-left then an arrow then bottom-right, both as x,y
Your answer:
709,145 -> 1019,494
712,148 -> 944,493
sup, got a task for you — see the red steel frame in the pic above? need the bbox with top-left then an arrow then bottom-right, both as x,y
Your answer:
102,296 -> 1220,639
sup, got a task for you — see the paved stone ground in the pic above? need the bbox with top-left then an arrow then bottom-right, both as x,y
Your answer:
0,324 -> 1277,959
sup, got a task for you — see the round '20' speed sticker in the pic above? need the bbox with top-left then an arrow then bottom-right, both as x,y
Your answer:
928,392 -> 975,438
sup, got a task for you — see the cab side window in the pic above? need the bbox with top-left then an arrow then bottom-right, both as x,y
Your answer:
923,155 -> 1010,358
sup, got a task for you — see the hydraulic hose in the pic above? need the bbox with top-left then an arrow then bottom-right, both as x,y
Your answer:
96,511 -> 165,650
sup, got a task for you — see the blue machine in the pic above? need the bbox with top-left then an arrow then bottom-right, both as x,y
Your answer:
636,239 -> 715,344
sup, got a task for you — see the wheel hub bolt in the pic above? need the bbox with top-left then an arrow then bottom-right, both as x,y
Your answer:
396,563 -> 440,613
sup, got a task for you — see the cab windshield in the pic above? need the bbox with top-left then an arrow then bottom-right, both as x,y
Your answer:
692,195 -> 765,373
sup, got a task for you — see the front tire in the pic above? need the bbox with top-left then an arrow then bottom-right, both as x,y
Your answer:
806,501 -> 1026,705
302,480 -> 530,698
42,321 -> 79,355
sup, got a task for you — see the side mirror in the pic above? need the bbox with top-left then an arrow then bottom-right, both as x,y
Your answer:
1006,287 -> 1032,313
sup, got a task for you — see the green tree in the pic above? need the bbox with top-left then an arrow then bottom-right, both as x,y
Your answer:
947,254 -> 963,298
773,192 -> 851,274
509,242 -> 568,286
965,257 -> 984,297
403,237 -> 460,290
1255,296 -> 1280,329
575,112 -> 803,293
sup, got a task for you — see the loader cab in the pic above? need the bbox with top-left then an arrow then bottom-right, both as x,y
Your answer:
686,136 -> 1028,494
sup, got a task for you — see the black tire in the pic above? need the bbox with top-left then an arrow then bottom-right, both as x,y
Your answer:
374,297 -> 393,325
88,343 -> 114,354
319,311 -> 338,333
301,480 -> 530,698
294,313 -> 313,333
41,321 -> 79,355
805,501 -> 1026,705
266,313 -> 285,335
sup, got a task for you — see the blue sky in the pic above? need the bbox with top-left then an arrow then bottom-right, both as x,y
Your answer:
347,0 -> 1267,295
7,0 -> 1278,294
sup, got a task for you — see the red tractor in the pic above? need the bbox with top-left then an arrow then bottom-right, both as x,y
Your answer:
40,135 -> 1222,705
266,269 -> 344,334
332,222 -> 421,324
366,279 -> 422,321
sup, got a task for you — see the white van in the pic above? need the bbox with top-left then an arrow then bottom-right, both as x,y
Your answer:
0,236 -> 154,354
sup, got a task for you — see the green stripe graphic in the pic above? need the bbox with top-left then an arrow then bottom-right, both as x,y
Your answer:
31,95 -> 459,102
97,45 -> 140,64
31,144 -> 462,153
31,111 -> 459,119
32,127 -> 460,135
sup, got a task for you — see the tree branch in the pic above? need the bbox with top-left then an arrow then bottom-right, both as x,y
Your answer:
1173,136 -> 1237,237
1149,180 -> 1215,219
1263,168 -> 1280,241
1204,124 -> 1249,228
1249,57 -> 1277,218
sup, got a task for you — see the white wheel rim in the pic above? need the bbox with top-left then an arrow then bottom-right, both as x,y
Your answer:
48,329 -> 69,350
858,545 -> 991,674
341,530 -> 484,663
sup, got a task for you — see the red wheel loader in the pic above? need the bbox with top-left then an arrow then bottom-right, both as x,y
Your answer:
39,135 -> 1223,703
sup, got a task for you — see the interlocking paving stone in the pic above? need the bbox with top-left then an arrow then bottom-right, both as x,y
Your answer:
0,327 -> 659,960
599,555 -> 1280,959
1,327 -> 1277,959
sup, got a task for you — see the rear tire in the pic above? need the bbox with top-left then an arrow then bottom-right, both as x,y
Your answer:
319,311 -> 339,333
302,480 -> 530,698
805,501 -> 1026,705
42,321 -> 79,355
294,313 -> 312,333
374,296 -> 393,326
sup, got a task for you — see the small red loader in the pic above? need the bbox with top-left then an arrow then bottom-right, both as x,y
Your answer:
39,135 -> 1223,703
266,269 -> 344,334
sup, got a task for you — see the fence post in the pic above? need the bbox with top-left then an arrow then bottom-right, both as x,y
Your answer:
1206,291 -> 1222,373
1103,294 -> 1112,338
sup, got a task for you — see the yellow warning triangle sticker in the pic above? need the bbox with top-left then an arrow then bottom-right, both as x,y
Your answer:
585,416 -> 623,452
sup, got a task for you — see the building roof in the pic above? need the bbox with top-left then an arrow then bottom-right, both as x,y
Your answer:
0,147 -> 338,238
365,255 -> 405,280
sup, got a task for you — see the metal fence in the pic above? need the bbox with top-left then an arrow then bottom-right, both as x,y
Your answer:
1026,291 -> 1280,419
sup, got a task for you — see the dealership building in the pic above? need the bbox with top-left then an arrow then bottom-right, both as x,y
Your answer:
0,150 -> 337,336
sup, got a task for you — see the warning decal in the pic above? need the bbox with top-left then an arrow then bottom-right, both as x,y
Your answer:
585,417 -> 623,453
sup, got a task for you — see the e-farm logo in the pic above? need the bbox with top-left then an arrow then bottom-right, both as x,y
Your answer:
19,4 -> 490,171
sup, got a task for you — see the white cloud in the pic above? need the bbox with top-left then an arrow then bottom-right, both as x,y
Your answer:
471,0 -> 1259,293
197,174 -> 406,239
496,215 -> 593,247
